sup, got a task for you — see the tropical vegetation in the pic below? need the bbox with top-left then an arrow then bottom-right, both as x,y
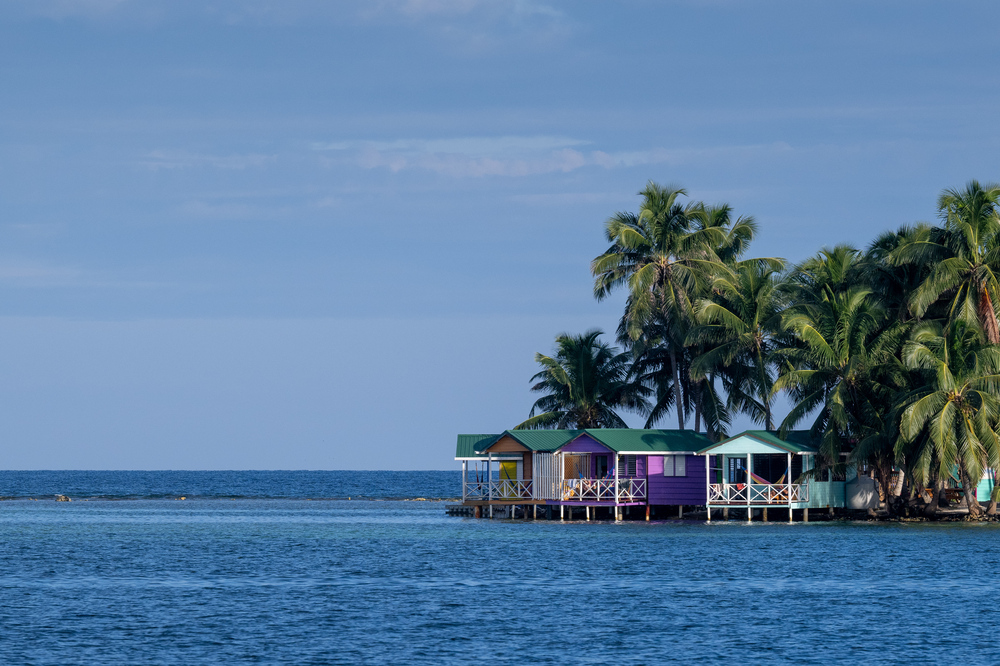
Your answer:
517,179 -> 1000,518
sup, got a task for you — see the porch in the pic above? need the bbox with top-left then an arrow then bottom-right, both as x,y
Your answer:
698,431 -> 819,521
461,469 -> 647,504
707,480 -> 808,505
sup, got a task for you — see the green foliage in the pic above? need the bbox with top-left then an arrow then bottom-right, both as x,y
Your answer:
518,179 -> 1000,512
515,330 -> 651,430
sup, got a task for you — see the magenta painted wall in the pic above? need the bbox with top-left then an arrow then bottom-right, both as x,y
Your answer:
646,454 -> 707,504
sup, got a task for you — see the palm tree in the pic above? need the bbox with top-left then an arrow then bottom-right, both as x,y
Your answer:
628,316 -> 731,439
773,249 -> 908,478
825,228 -> 928,505
592,183 -> 758,429
861,224 -> 936,323
592,183 -> 699,429
688,259 -> 787,430
893,180 -> 1000,343
898,321 -> 1000,518
515,330 -> 650,430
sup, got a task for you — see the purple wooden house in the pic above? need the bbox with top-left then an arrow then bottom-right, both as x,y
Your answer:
456,429 -> 713,519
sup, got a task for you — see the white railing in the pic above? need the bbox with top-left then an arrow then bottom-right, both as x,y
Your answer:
463,477 -> 648,502
561,478 -> 646,502
708,483 -> 808,504
463,479 -> 533,501
464,481 -> 489,501
493,479 -> 533,500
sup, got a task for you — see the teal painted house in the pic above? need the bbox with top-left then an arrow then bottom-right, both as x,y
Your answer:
698,430 -> 847,520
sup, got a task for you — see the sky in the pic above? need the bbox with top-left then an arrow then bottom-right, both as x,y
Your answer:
1,0 -> 999,469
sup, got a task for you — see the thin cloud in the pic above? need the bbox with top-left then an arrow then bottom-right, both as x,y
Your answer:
139,150 -> 274,171
315,136 -> 795,178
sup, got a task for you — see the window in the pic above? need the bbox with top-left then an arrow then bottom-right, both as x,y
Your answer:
622,455 -> 637,477
728,458 -> 747,484
663,455 -> 687,477
595,455 -> 609,478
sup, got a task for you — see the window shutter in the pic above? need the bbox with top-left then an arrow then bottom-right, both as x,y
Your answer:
663,456 -> 674,477
675,455 -> 686,477
626,455 -> 637,476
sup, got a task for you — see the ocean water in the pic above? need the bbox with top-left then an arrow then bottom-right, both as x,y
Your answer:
2,472 -> 999,664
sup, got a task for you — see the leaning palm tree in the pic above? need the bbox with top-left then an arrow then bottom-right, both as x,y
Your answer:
898,321 -> 1000,518
688,259 -> 788,430
515,330 -> 650,430
893,180 -> 1000,343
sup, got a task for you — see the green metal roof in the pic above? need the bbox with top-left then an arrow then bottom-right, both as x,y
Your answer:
579,429 -> 713,453
458,428 -> 714,456
455,434 -> 500,459
478,429 -> 582,453
697,430 -> 819,454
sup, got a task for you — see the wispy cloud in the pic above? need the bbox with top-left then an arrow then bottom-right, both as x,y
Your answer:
9,0 -> 561,26
370,0 -> 560,19
139,150 -> 274,171
0,258 -> 163,289
314,136 -> 795,178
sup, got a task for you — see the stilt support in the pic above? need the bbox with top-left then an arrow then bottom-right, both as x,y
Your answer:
763,507 -> 768,522
678,505 -> 683,519
803,508 -> 809,523
586,506 -> 591,521
646,505 -> 651,521
723,507 -> 729,520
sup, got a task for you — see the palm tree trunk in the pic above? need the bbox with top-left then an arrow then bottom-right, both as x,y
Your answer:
959,461 -> 983,518
892,462 -> 906,497
707,373 -> 718,441
924,474 -> 944,518
693,380 -> 702,433
979,287 -> 1000,344
757,348 -> 773,431
670,346 -> 684,430
987,479 -> 998,516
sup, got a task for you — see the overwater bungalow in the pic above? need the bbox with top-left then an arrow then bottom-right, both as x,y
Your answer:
698,430 -> 850,521
455,428 -> 876,520
456,429 -> 712,519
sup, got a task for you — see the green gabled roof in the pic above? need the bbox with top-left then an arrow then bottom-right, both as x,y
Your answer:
455,434 -> 500,459
477,429 -> 582,453
697,430 -> 819,454
579,429 -> 713,453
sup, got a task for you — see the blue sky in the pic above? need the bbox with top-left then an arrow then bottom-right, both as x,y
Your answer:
1,0 -> 998,469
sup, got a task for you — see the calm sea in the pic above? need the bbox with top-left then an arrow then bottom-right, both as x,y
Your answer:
1,471 -> 998,664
